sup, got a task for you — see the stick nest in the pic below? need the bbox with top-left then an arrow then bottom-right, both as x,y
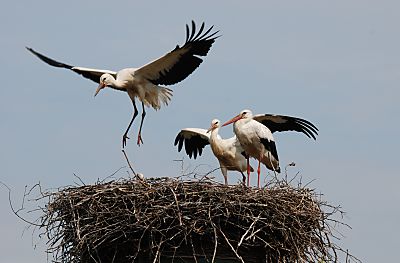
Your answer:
40,177 -> 352,263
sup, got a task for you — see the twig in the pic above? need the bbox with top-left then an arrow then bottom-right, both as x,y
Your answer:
217,225 -> 245,263
99,166 -> 125,184
236,213 -> 261,251
173,158 -> 184,175
170,187 -> 183,226
73,173 -> 86,186
121,149 -> 137,177
209,206 -> 218,263
0,181 -> 42,227
32,174 -> 355,262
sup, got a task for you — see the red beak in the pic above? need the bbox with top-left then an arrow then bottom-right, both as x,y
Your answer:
222,114 -> 242,127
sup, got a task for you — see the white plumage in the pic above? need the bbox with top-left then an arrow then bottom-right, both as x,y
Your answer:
174,119 -> 253,185
223,109 -> 318,187
27,21 -> 219,148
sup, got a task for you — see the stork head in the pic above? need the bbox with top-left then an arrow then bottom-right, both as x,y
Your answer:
207,119 -> 221,133
222,109 -> 253,127
94,73 -> 114,97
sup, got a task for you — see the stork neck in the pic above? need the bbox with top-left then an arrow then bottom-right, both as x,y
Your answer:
108,76 -> 126,89
233,121 -> 241,133
209,128 -> 224,154
209,127 -> 220,142
233,118 -> 248,132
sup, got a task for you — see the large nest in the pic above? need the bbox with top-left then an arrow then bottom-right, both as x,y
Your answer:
39,177 -> 354,263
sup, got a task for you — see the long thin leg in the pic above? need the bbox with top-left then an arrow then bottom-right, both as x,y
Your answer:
247,156 -> 251,187
122,99 -> 138,148
221,167 -> 228,186
257,156 -> 261,188
240,172 -> 246,186
137,102 -> 146,146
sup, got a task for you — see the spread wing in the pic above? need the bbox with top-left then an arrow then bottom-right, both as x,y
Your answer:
253,114 -> 319,140
26,47 -> 117,84
135,21 -> 219,86
174,128 -> 210,159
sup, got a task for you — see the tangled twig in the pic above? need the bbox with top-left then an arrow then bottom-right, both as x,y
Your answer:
31,177 -> 360,263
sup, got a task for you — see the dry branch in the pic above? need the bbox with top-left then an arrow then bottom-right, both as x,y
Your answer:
36,177 -> 358,263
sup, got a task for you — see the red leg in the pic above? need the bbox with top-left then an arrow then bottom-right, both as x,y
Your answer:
137,133 -> 143,146
257,158 -> 261,188
247,156 -> 250,187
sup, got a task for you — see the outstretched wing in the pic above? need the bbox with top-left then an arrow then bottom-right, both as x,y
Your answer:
253,114 -> 319,140
174,128 -> 210,159
135,21 -> 219,86
26,47 -> 117,84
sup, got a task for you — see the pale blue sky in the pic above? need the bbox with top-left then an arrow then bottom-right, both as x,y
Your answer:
1,1 -> 399,262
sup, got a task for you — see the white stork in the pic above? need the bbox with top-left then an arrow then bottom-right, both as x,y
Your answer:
222,109 -> 318,187
174,119 -> 253,185
26,21 -> 219,148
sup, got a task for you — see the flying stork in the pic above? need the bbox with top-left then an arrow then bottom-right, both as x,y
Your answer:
222,109 -> 318,187
174,119 -> 253,185
26,21 -> 219,148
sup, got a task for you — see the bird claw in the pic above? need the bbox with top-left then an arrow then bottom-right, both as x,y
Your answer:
137,133 -> 143,146
122,134 -> 130,148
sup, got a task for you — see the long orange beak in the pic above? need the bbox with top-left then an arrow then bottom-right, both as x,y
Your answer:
222,115 -> 242,127
94,82 -> 105,97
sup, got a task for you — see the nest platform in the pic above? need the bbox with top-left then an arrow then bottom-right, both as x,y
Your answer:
40,177 -> 346,263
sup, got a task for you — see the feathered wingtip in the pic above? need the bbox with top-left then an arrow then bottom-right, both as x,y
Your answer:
26,46 -> 73,69
185,20 -> 221,43
181,21 -> 221,57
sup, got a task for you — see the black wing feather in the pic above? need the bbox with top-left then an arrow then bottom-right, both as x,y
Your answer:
189,21 -> 196,41
185,23 -> 190,43
174,131 -> 210,160
193,22 -> 205,41
71,69 -> 102,83
260,138 -> 280,162
26,47 -> 73,69
150,21 -> 219,86
259,138 -> 281,172
26,47 -> 119,86
254,114 -> 319,140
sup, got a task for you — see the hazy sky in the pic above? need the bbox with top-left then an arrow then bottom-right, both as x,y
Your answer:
1,1 -> 399,262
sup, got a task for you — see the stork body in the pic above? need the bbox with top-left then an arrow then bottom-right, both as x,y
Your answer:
27,21 -> 219,148
233,117 -> 280,173
174,119 -> 253,185
223,109 -> 318,187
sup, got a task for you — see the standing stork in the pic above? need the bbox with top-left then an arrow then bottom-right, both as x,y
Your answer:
174,119 -> 253,185
222,109 -> 318,187
26,21 -> 219,148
